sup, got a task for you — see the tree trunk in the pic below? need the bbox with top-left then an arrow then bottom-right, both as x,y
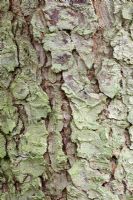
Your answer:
0,0 -> 133,199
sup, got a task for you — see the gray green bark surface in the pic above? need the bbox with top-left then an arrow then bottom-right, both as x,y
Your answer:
0,0 -> 133,199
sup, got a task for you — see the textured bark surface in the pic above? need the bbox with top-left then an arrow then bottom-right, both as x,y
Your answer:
0,0 -> 133,199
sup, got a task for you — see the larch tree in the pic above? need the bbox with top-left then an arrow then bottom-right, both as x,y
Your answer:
0,0 -> 133,199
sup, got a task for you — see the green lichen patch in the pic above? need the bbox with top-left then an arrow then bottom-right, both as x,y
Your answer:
0,90 -> 18,134
130,22 -> 133,39
31,9 -> 48,41
121,67 -> 133,95
0,0 -> 9,12
67,184 -> 88,200
17,178 -> 46,200
44,5 -> 79,31
71,33 -> 94,69
51,51 -> 74,73
71,123 -> 112,169
0,40 -> 18,72
44,0 -> 98,35
17,38 -> 38,67
48,133 -> 68,171
43,31 -> 74,72
70,101 -> 105,130
68,159 -> 119,199
62,74 -> 106,129
127,110 -> 133,124
43,31 -> 74,52
68,159 -> 90,192
0,41 -> 18,87
129,126 -> 133,149
12,157 -> 45,183
115,147 -> 133,191
111,29 -> 133,64
11,78 -> 29,100
97,58 -> 122,98
77,129 -> 112,163
122,2 -> 133,20
0,133 -> 6,159
20,0 -> 38,16
107,99 -> 127,120
19,122 -> 48,158
0,17 -> 19,88
25,85 -> 51,121
62,54 -> 107,129
45,172 -> 68,196
62,62 -> 91,101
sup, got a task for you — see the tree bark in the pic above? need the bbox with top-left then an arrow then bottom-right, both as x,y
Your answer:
0,0 -> 133,199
